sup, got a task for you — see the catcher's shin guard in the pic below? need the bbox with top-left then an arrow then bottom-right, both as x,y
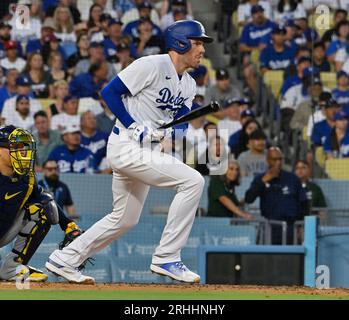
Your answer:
0,203 -> 52,280
12,203 -> 52,265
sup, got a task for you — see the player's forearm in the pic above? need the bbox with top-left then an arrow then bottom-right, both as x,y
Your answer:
100,76 -> 136,128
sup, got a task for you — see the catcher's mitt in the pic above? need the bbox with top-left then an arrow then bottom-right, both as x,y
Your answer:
59,222 -> 94,270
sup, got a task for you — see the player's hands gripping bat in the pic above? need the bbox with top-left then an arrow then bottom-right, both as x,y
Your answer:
158,101 -> 221,129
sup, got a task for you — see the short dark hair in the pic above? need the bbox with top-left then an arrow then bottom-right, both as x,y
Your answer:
42,159 -> 57,168
294,160 -> 309,171
313,41 -> 325,51
295,46 -> 310,57
34,110 -> 48,120
88,61 -> 105,75
335,9 -> 348,18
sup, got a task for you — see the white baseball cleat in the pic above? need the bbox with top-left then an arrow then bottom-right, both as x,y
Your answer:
45,254 -> 95,284
150,261 -> 200,283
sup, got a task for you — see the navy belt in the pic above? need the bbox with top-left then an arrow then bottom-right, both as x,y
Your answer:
112,126 -> 120,135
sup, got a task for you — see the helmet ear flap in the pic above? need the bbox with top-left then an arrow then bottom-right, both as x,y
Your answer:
174,39 -> 191,53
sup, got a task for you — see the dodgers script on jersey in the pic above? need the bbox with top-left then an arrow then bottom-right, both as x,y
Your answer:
117,54 -> 196,128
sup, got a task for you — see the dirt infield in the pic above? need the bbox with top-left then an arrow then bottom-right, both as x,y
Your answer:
1,282 -> 349,298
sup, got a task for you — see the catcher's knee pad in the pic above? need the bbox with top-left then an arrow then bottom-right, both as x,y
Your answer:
32,191 -> 59,225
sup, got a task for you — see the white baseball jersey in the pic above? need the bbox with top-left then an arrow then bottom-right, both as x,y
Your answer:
117,54 -> 196,129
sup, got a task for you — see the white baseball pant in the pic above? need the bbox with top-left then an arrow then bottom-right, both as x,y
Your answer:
53,128 -> 205,267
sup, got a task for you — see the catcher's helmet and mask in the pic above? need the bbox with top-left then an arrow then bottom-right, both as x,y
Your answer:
164,20 -> 213,54
0,125 -> 36,176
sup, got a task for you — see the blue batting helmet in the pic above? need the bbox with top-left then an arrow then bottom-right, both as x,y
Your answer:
165,20 -> 213,54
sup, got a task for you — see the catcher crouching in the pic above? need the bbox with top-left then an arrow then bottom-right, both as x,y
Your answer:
0,125 -> 83,282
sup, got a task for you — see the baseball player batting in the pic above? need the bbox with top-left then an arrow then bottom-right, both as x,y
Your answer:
46,20 -> 213,284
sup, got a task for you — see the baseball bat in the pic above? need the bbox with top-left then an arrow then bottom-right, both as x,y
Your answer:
158,101 -> 221,129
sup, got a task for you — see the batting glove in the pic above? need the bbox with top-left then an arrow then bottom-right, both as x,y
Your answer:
128,123 -> 165,143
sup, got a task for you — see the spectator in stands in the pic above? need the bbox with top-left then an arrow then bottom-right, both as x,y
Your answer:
123,2 -> 161,37
66,32 -> 90,72
0,22 -> 13,59
75,41 -> 117,80
326,21 -> 349,65
237,0 -> 272,26
294,160 -> 327,218
94,0 -> 118,20
311,96 -> 340,147
239,5 -> 276,54
70,61 -> 109,98
227,109 -> 256,151
281,68 -> 323,137
134,18 -> 165,57
274,0 -> 306,24
205,69 -> 241,107
47,0 -> 82,24
282,47 -> 311,84
324,110 -> 349,158
195,134 -> 228,176
121,0 -> 161,27
218,98 -> 244,137
102,18 -> 124,61
38,160 -> 77,218
51,95 -> 80,132
80,110 -> 108,168
9,0 -> 42,43
3,94 -> 35,131
102,18 -> 137,62
245,147 -> 308,244
189,65 -> 208,97
22,52 -> 54,99
291,89 -> 329,133
208,158 -> 252,219
332,71 -> 349,112
25,17 -> 56,56
282,56 -> 312,96
48,51 -> 67,83
284,19 -> 301,52
312,41 -> 331,72
238,129 -> 268,177
322,9 -> 348,45
87,4 -> 104,40
160,0 -> 193,31
204,121 -> 218,138
33,111 -> 62,171
239,5 -> 277,94
259,26 -> 296,75
1,75 -> 42,122
48,123 -> 96,174
294,15 -> 319,47
0,41 -> 26,73
0,68 -> 17,113
173,7 -> 187,23
96,100 -> 116,134
46,80 -> 69,120
111,42 -> 134,73
41,33 -> 65,66
230,118 -> 261,157
53,5 -> 77,42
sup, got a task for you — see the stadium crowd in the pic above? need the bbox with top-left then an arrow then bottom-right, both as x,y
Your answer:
0,0 -> 345,231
